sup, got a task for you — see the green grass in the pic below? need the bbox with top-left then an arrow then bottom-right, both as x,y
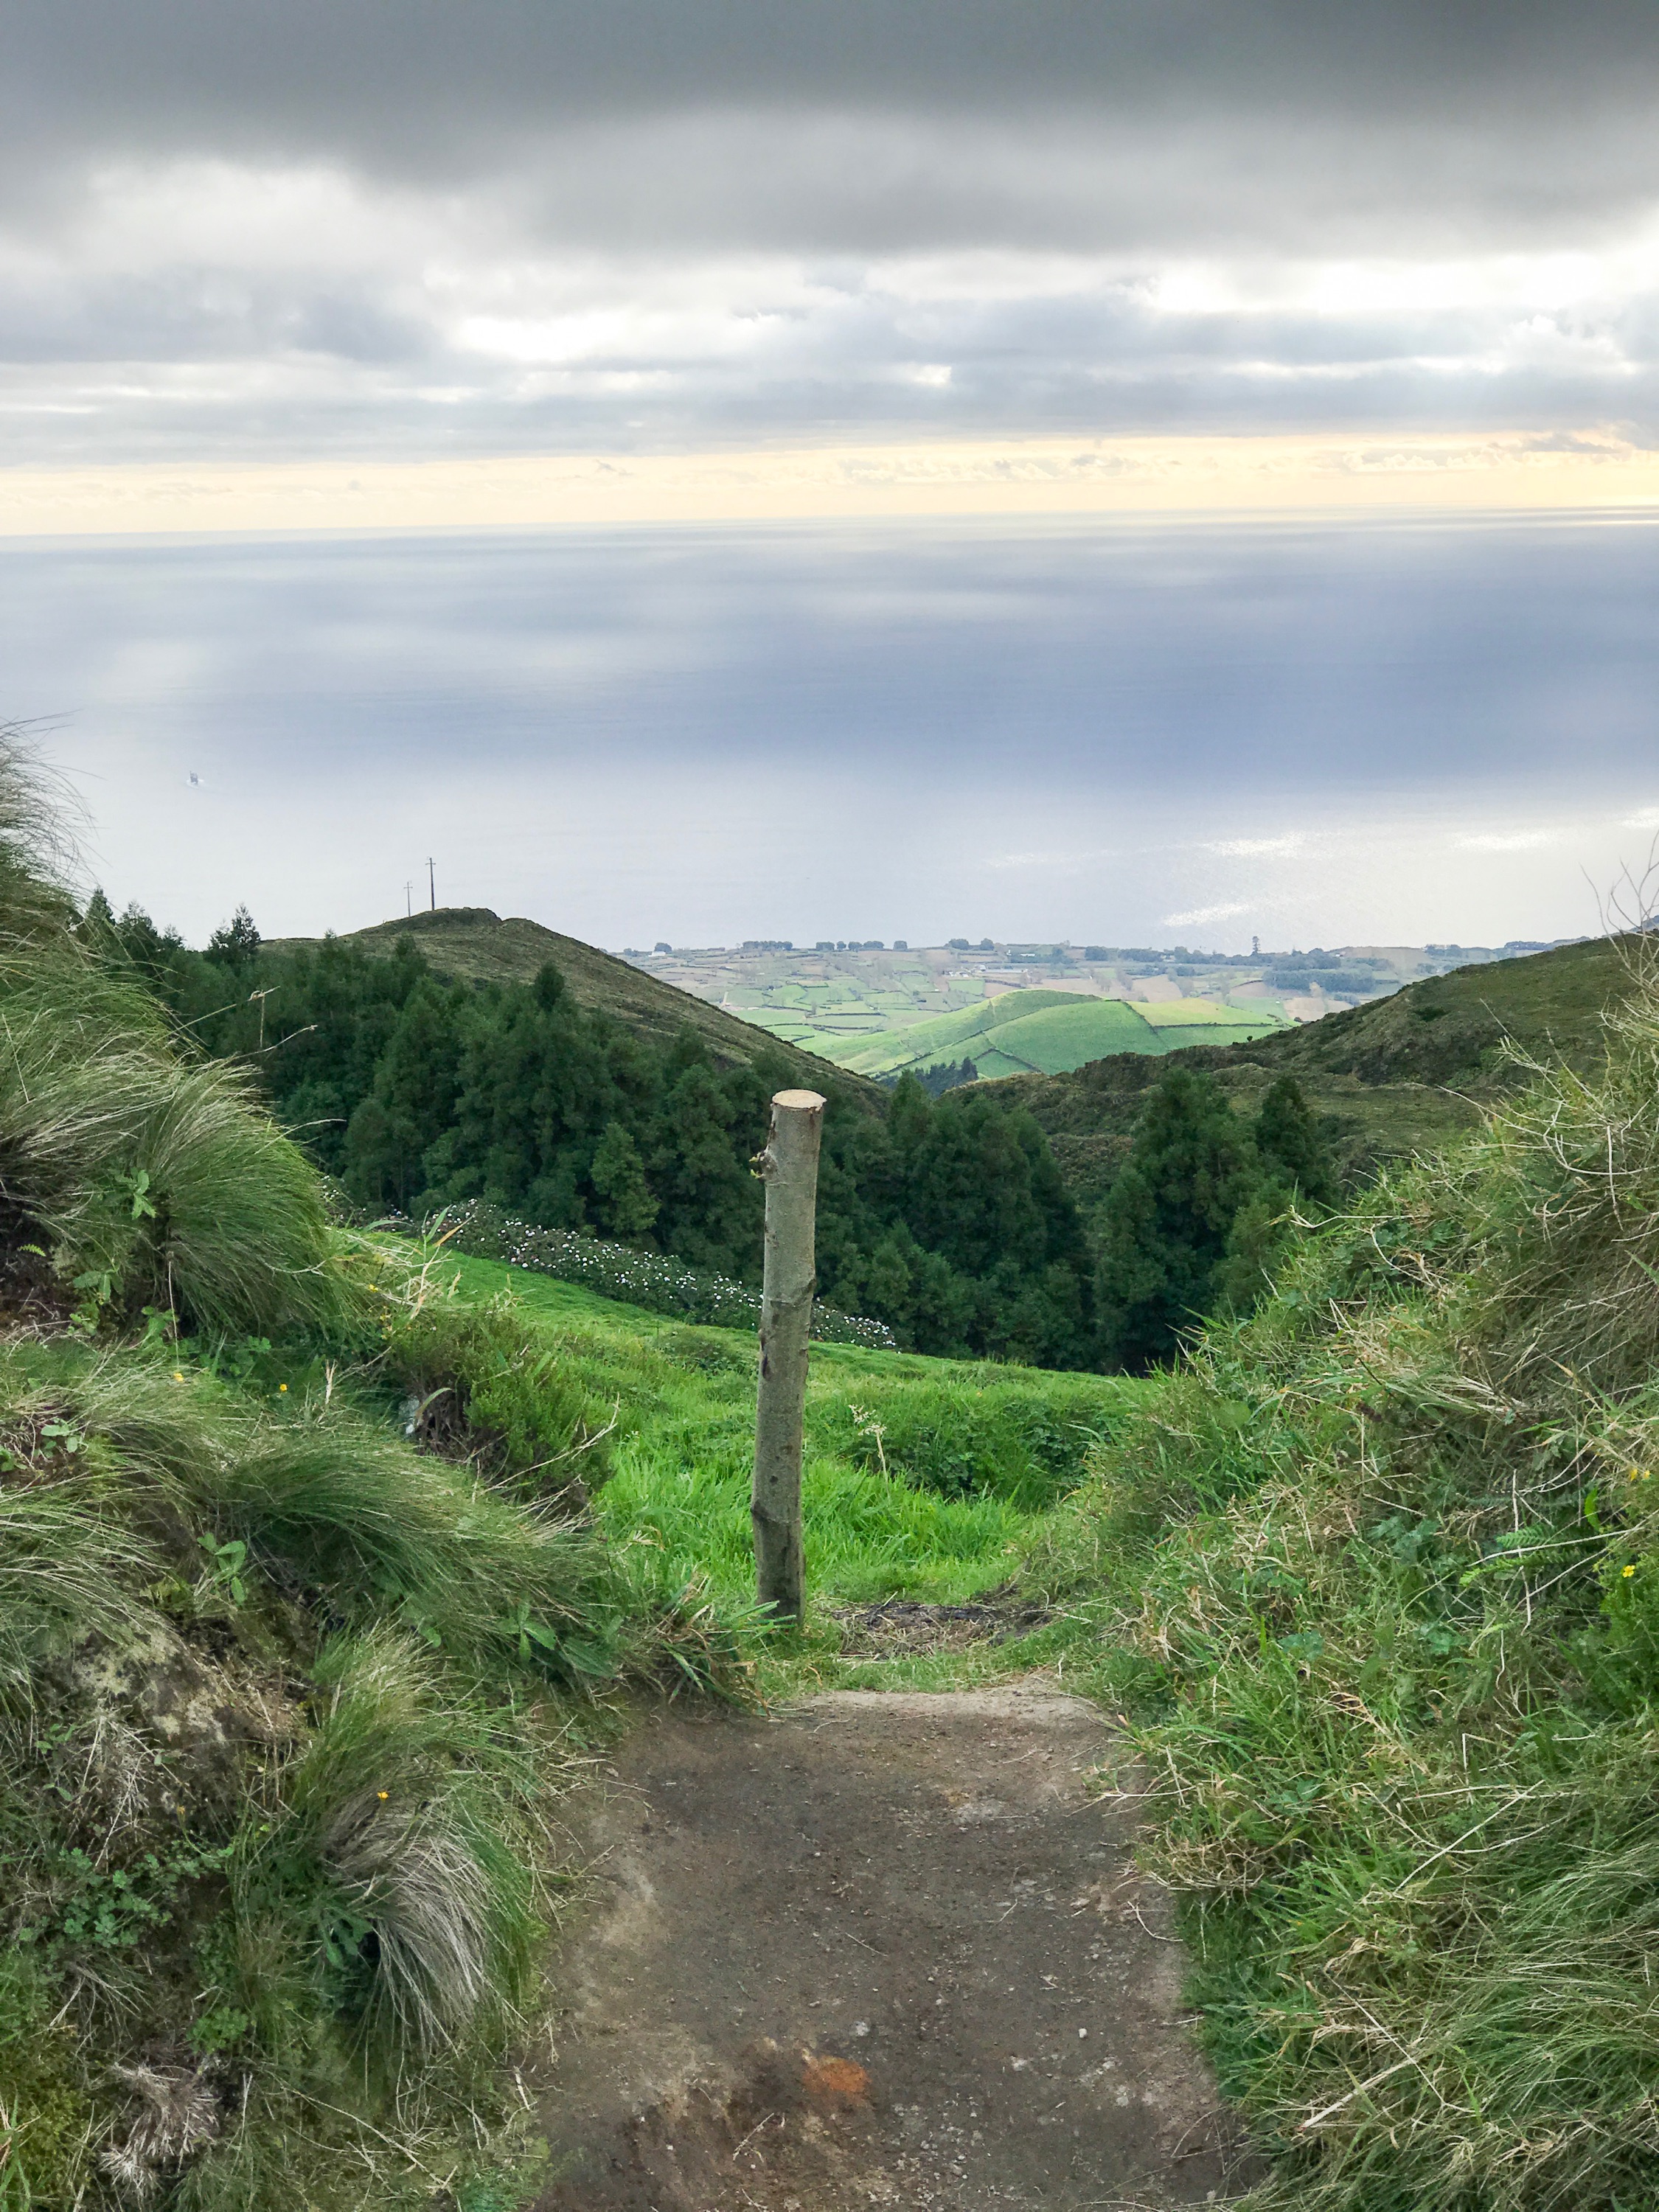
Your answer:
1008,950 -> 1659,2210
1140,1021 -> 1282,1052
985,998 -> 1168,1072
826,987 -> 1290,1082
1136,997 -> 1272,1028
428,1248 -> 1138,1634
835,987 -> 1115,1074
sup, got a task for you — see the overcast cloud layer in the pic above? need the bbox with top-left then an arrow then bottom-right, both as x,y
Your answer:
7,1 -> 1659,462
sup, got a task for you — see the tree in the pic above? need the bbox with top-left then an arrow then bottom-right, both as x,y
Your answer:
77,886 -> 116,945
341,978 -> 465,1210
1252,1074 -> 1334,1207
1213,1180 -> 1297,1314
589,1120 -> 658,1241
1211,1075 -> 1335,1313
206,905 -> 262,968
1095,1067 -> 1259,1370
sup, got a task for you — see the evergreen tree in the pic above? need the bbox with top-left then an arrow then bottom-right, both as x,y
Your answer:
341,978 -> 465,1209
1095,1067 -> 1259,1369
589,1120 -> 658,1240
1252,1074 -> 1334,1207
1212,1074 -> 1335,1312
647,1048 -> 764,1272
77,886 -> 116,945
206,904 -> 262,968
1213,1180 -> 1296,1314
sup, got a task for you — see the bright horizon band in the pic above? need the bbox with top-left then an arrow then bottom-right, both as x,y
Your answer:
4,429 -> 1658,537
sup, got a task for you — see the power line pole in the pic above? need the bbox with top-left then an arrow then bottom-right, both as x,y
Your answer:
427,858 -> 436,913
403,880 -> 414,917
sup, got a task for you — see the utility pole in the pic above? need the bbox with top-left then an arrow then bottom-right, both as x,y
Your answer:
403,881 -> 414,917
751,1088 -> 825,1624
427,858 -> 436,913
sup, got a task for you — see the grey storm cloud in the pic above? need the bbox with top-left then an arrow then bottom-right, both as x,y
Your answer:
4,1 -> 1659,462
7,1 -> 1659,247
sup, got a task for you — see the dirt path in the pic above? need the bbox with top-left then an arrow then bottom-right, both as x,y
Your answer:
533,1684 -> 1257,2211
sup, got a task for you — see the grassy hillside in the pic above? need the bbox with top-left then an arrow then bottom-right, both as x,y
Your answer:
27,712 -> 1658,2208
1023,939 -> 1659,2211
0,759 -> 673,2208
265,907 -> 883,1107
831,986 -> 1287,1081
998,934 -> 1636,1212
434,1251 -> 1135,1623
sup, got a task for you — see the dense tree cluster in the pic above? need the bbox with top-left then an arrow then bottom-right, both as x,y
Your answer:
1093,1065 -> 1334,1369
82,897 -> 1330,1372
86,900 -> 1096,1368
905,1056 -> 980,1097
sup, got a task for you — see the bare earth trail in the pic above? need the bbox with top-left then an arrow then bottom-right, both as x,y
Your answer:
532,1685 -> 1259,2211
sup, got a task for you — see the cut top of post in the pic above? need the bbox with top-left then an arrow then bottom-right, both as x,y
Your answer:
771,1089 -> 826,1112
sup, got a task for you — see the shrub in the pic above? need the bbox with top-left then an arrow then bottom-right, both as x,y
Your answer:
814,1373 -> 1110,1509
431,1200 -> 897,1349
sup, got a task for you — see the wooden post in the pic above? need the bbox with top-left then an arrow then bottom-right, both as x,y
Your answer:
752,1088 -> 824,1624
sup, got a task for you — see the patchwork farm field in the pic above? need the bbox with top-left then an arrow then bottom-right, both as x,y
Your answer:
619,936 -> 1556,1085
836,987 -> 1286,1078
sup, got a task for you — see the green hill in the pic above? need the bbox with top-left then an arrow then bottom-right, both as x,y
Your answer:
830,987 -> 1287,1081
266,907 -> 883,1107
995,933 -> 1638,1212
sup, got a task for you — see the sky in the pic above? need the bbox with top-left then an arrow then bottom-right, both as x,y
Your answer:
5,2 -> 1659,947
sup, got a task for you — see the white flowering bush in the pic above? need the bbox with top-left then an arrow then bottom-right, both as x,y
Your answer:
425,1201 -> 897,1350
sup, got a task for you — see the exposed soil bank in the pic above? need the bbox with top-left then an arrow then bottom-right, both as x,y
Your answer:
535,1684 -> 1257,2210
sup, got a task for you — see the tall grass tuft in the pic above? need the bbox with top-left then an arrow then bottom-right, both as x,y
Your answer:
0,734 -> 357,1338
0,1481 -> 158,1697
17,1338 -> 614,1677
0,958 -> 358,1337
239,1630 -> 543,2055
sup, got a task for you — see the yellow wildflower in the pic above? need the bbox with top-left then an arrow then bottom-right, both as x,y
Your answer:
1624,1565 -> 1638,1579
278,1382 -> 288,1394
